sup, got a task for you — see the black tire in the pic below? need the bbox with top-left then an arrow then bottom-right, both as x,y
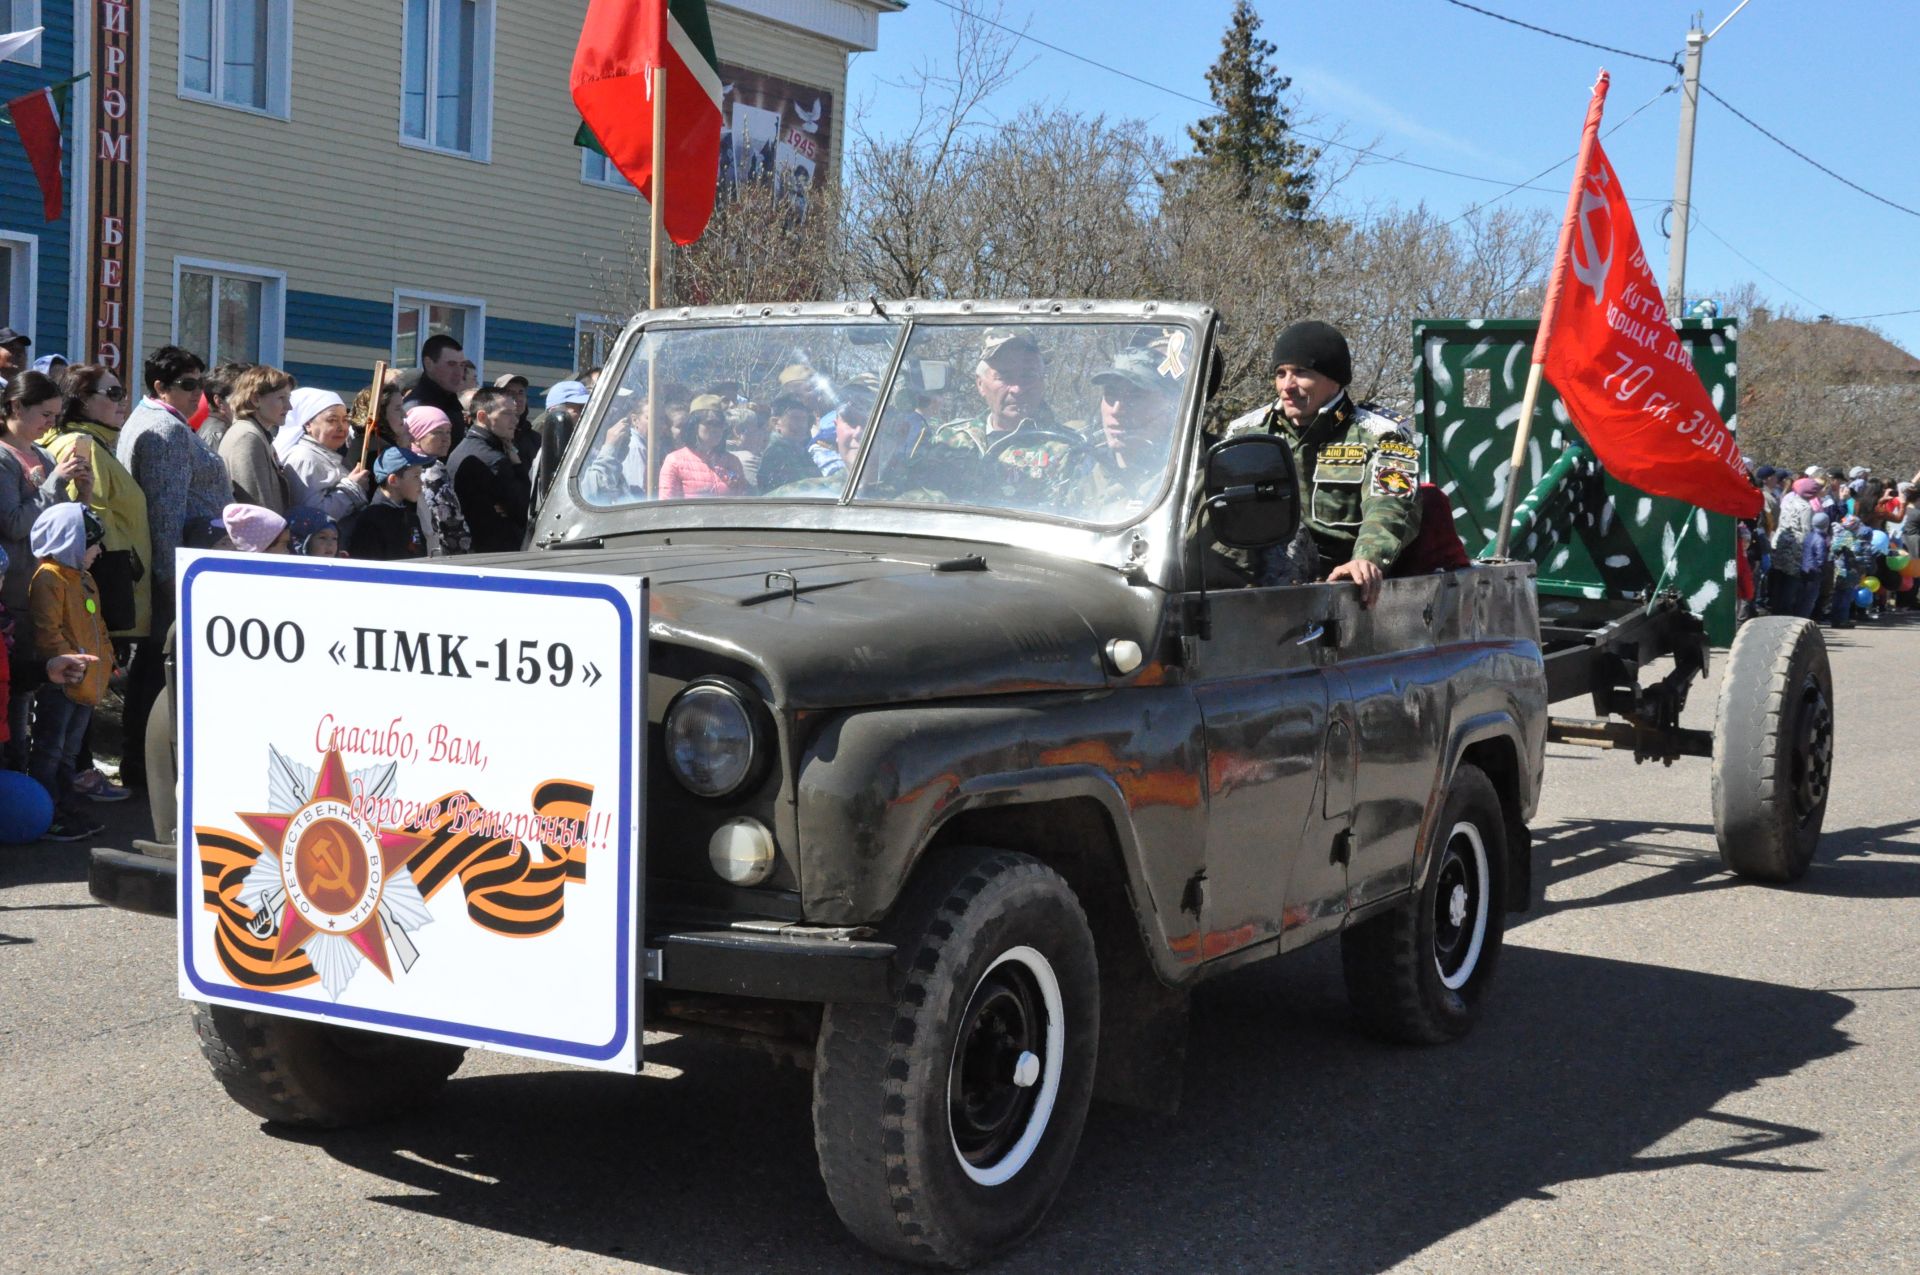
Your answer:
1713,615 -> 1833,883
1342,763 -> 1506,1045
191,1001 -> 465,1128
812,849 -> 1099,1268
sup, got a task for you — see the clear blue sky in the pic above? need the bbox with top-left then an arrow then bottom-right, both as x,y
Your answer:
846,0 -> 1920,355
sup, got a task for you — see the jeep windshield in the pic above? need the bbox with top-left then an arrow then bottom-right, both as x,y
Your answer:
572,317 -> 1201,528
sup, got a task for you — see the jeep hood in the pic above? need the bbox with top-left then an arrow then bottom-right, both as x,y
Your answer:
469,540 -> 1161,709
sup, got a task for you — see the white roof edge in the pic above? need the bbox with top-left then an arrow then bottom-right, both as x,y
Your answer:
711,0 -> 904,52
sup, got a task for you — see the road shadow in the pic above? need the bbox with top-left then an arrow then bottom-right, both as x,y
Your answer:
1529,813 -> 1920,917
294,942 -> 1853,1273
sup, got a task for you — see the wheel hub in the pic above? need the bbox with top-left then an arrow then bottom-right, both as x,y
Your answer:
950,966 -> 1046,1171
1791,683 -> 1834,823
1447,883 -> 1469,929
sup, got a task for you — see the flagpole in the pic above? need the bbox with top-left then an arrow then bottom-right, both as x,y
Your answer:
644,64 -> 666,499
1493,71 -> 1612,560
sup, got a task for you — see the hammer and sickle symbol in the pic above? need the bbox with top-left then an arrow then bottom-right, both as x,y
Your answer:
1569,166 -> 1615,306
309,831 -> 355,895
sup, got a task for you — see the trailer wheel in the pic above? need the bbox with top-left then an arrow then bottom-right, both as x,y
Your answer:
1342,763 -> 1506,1045
191,1001 -> 465,1128
1713,616 -> 1832,883
812,849 -> 1099,1268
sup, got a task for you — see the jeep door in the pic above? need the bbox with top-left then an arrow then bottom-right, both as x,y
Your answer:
1187,582 -> 1357,962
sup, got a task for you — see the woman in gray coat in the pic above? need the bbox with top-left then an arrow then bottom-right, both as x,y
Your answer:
218,365 -> 296,514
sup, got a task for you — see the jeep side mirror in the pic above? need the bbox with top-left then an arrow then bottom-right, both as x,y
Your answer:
1203,434 -> 1301,549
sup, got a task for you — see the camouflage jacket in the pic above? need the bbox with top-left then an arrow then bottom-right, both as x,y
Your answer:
906,412 -> 1080,502
1222,394 -> 1422,569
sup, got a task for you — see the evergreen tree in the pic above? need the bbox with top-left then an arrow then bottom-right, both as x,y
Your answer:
1173,1 -> 1318,218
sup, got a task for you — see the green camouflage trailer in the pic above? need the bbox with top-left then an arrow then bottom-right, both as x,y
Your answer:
1413,316 -> 1740,645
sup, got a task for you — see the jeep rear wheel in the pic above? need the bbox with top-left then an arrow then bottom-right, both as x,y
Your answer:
1342,763 -> 1507,1044
812,849 -> 1099,1268
191,1001 -> 465,1128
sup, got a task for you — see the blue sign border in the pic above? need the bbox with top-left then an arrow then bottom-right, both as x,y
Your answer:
177,554 -> 643,1064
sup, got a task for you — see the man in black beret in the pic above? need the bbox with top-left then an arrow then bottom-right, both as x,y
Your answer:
1221,320 -> 1422,605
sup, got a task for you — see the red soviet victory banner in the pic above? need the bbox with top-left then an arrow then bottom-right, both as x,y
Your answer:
572,0 -> 723,246
1536,74 -> 1761,520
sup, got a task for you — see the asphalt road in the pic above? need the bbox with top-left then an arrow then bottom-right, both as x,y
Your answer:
4,617 -> 1916,1274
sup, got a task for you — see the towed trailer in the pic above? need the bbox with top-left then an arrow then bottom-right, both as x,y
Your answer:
1416,317 -> 1833,881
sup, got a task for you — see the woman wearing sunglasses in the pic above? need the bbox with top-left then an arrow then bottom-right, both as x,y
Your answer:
41,365 -> 155,646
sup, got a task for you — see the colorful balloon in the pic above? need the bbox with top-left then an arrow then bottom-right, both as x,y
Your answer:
1864,576 -> 1882,594
1889,553 -> 1912,572
1857,587 -> 1875,607
0,771 -> 53,844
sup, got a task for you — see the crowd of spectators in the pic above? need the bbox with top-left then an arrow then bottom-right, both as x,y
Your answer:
1739,461 -> 1920,630
0,326 -> 601,841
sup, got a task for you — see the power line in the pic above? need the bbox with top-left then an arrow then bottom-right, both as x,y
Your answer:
1835,308 -> 1920,323
1698,82 -> 1920,221
1688,208 -> 1829,312
923,0 -> 1656,197
1445,83 -> 1676,227
1439,0 -> 1681,69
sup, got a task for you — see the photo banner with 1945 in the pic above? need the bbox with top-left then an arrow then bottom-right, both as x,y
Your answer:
175,552 -> 647,1073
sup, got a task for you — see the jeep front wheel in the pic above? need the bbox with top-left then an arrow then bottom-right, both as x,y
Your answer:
811,849 -> 1099,1268
192,1001 -> 466,1128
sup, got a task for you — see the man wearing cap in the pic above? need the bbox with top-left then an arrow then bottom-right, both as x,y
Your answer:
1056,348 -> 1185,518
1222,320 -> 1421,606
493,372 -> 539,468
0,327 -> 29,386
812,374 -> 880,479
350,448 -> 430,561
911,330 -> 1079,501
759,394 -> 821,493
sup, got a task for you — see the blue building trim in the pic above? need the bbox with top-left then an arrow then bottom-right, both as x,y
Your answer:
285,360 -> 375,396
0,5 -> 76,357
286,289 -> 389,348
490,316 -> 574,369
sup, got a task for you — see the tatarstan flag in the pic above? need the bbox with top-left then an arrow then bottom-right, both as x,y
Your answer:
5,79 -> 71,222
572,0 -> 723,245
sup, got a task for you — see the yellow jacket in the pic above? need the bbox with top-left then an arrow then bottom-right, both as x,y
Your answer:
39,419 -> 154,638
29,561 -> 113,707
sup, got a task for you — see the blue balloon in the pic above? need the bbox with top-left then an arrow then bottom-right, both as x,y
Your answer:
0,770 -> 55,844
1871,530 -> 1892,554
1857,587 -> 1875,608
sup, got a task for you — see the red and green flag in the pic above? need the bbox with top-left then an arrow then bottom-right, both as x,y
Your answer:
571,0 -> 724,245
3,76 -> 80,223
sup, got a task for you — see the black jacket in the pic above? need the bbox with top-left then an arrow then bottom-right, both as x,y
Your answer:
449,428 -> 531,553
405,374 -> 470,444
349,493 -> 427,561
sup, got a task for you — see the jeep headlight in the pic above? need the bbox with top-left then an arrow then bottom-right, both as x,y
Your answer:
664,681 -> 759,799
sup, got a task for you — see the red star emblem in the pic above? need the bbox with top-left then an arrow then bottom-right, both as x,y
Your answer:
240,749 -> 429,980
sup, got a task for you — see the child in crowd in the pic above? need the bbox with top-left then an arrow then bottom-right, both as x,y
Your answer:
349,449 -> 428,561
1827,516 -> 1861,629
287,508 -> 341,558
221,503 -> 290,554
27,505 -> 113,841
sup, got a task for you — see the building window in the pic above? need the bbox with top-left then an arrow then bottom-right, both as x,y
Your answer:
3,2 -> 43,68
395,292 -> 484,372
574,315 -> 621,373
0,233 -> 36,345
179,0 -> 291,118
174,260 -> 286,366
401,0 -> 494,159
581,149 -> 635,192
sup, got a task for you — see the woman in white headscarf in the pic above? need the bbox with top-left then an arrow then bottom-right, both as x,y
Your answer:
279,388 -> 371,527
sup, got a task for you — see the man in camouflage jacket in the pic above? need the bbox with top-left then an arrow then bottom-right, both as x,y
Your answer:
1222,320 -> 1421,605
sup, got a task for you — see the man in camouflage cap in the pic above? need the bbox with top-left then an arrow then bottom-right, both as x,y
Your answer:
1222,320 -> 1421,605
1057,347 -> 1185,519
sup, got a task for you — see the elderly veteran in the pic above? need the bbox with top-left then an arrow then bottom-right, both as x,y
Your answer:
1222,321 -> 1421,606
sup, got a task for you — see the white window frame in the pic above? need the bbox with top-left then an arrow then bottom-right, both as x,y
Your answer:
394,288 -> 486,376
171,257 -> 287,367
573,313 -> 622,373
580,148 -> 635,192
4,1 -> 42,67
398,0 -> 496,162
176,0 -> 293,120
0,230 -> 38,346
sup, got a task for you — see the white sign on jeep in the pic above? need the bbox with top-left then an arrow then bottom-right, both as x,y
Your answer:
174,551 -> 646,1073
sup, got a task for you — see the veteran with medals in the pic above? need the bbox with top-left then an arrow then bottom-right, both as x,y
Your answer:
1222,320 -> 1422,606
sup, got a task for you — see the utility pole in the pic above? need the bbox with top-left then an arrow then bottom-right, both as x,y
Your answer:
1667,0 -> 1752,318
1666,23 -> 1705,317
